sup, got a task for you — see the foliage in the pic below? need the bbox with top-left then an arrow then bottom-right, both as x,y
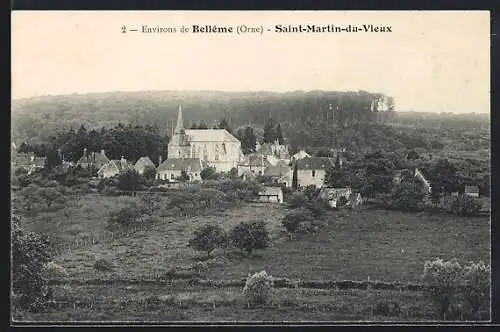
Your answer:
188,224 -> 228,258
107,205 -> 144,229
230,221 -> 270,255
286,192 -> 308,210
390,180 -> 427,212
12,215 -> 53,311
281,208 -> 317,237
275,124 -> 285,145
94,258 -> 114,271
447,195 -> 482,216
421,258 -> 490,320
200,166 -> 218,181
117,169 -> 144,191
243,270 -> 274,306
235,126 -> 257,155
427,159 -> 459,196
263,120 -> 277,144
142,166 -> 157,181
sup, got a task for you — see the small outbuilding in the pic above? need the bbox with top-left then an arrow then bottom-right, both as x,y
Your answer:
258,186 -> 284,204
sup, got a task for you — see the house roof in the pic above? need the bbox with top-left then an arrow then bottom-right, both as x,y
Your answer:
135,156 -> 155,169
78,150 -> 110,165
101,159 -> 134,174
292,150 -> 310,159
465,185 -> 480,193
259,187 -> 282,196
94,151 -> 110,164
296,157 -> 335,170
240,154 -> 272,167
319,187 -> 352,200
157,158 -> 203,173
184,129 -> 240,143
264,161 -> 291,177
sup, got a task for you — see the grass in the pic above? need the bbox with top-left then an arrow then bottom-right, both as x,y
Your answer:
33,194 -> 490,283
13,283 -> 438,322
18,193 -> 490,321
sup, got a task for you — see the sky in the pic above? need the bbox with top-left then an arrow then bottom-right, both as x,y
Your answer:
11,11 -> 490,113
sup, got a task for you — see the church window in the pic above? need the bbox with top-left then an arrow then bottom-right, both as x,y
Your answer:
170,173 -> 174,180
312,170 -> 316,177
222,143 -> 226,154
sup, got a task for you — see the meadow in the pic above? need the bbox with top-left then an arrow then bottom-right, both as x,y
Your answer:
18,192 -> 490,321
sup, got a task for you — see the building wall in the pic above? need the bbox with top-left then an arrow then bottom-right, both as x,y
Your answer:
465,192 -> 480,198
237,165 -> 266,177
157,170 -> 201,182
98,164 -> 119,178
297,169 -> 326,188
169,139 -> 241,171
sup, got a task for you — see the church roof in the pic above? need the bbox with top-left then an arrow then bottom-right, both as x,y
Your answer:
184,129 -> 240,143
157,158 -> 203,173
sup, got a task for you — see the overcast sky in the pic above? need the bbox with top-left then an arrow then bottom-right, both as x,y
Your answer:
12,11 -> 490,113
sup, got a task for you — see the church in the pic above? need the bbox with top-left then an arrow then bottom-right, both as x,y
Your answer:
167,106 -> 243,172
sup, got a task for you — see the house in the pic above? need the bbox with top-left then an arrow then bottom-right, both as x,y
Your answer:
414,168 -> 432,194
134,156 -> 156,175
168,106 -> 243,172
77,148 -> 110,170
295,156 -> 335,188
257,140 -> 290,160
237,154 -> 272,177
156,158 -> 204,182
292,150 -> 310,161
318,187 -> 362,208
14,152 -> 47,174
464,185 -> 480,197
97,157 -> 135,179
263,160 -> 293,187
258,187 -> 284,204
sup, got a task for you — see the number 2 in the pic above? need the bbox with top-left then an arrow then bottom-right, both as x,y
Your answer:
121,25 -> 127,33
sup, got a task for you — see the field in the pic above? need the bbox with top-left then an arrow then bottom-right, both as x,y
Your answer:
18,193 -> 490,321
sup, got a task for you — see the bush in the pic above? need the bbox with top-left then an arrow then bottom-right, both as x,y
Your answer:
12,215 -> 53,311
287,192 -> 308,209
422,258 -> 490,320
117,169 -> 144,191
243,270 -> 274,306
230,221 -> 270,255
390,181 -> 426,212
447,195 -> 482,216
188,224 -> 228,258
200,166 -> 219,181
282,208 -> 314,237
94,258 -> 114,271
107,206 -> 144,229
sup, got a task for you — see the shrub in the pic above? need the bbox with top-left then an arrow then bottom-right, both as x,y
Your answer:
243,270 -> 274,306
12,215 -> 53,311
94,258 -> 113,271
44,261 -> 69,279
282,208 -> 314,237
421,258 -> 490,320
107,206 -> 143,229
188,224 -> 228,258
390,181 -> 426,212
200,166 -> 219,181
230,221 -> 270,255
447,195 -> 482,216
373,300 -> 401,317
287,192 -> 308,209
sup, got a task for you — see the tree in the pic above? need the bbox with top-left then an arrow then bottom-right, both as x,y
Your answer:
107,206 -> 143,229
12,215 -> 52,310
142,166 -> 157,181
390,180 -> 426,212
275,124 -> 284,145
447,195 -> 482,216
38,187 -> 66,207
19,184 -> 42,214
263,121 -> 277,143
188,224 -> 228,258
291,163 -> 298,189
117,169 -> 144,191
241,126 -> 257,155
200,166 -> 218,181
218,118 -> 232,132
230,221 -> 270,255
282,209 -> 313,238
197,121 -> 209,129
178,170 -> 190,182
429,159 -> 459,196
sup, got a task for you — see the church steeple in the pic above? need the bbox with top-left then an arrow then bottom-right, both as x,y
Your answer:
175,105 -> 184,134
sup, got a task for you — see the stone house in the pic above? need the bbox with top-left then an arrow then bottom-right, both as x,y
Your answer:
318,187 -> 362,208
257,140 -> 290,160
14,152 -> 47,175
464,185 -> 480,197
258,186 -> 284,204
295,156 -> 335,188
237,154 -> 272,177
263,160 -> 293,187
97,157 -> 135,179
134,156 -> 156,175
156,158 -> 204,182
